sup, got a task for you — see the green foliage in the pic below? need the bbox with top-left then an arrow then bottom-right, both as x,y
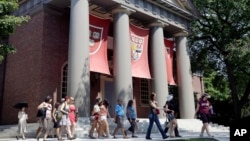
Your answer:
0,0 -> 30,63
189,0 -> 250,120
203,71 -> 230,101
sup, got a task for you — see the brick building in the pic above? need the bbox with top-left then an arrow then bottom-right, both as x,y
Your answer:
0,0 -> 200,125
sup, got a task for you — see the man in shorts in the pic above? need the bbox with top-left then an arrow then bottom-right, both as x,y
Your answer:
112,99 -> 128,139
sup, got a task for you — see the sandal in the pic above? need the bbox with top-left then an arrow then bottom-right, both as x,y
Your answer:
132,135 -> 138,138
67,137 -> 75,140
124,130 -> 127,136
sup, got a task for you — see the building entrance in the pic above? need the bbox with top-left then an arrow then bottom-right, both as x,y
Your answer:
100,76 -> 115,117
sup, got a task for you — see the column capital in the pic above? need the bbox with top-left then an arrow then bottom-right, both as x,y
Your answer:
111,5 -> 135,15
174,31 -> 189,37
147,19 -> 169,28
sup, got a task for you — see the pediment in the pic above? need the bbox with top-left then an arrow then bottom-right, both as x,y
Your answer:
166,0 -> 199,16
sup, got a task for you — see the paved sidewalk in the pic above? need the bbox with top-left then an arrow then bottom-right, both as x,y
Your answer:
0,119 -> 230,141
0,131 -> 229,141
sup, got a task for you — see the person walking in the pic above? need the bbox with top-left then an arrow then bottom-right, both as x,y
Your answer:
89,97 -> 101,139
97,100 -> 110,138
16,106 -> 28,140
112,99 -> 128,139
52,102 -> 62,141
59,96 -> 75,140
195,93 -> 213,137
163,94 -> 181,137
69,97 -> 77,137
145,93 -> 169,140
126,99 -> 138,138
36,95 -> 53,141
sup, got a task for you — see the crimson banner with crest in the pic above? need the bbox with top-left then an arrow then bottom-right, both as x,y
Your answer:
164,38 -> 176,85
130,24 -> 151,79
89,14 -> 110,75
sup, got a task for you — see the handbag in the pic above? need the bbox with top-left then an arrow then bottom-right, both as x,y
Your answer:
156,109 -> 160,114
152,109 -> 160,114
56,111 -> 63,121
36,108 -> 46,118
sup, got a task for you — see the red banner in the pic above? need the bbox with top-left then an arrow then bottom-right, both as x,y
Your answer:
164,39 -> 176,85
89,14 -> 110,75
130,24 -> 151,79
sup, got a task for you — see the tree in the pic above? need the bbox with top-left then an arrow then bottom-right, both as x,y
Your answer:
189,0 -> 250,120
0,0 -> 29,63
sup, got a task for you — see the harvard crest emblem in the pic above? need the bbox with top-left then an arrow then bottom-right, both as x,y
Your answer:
89,25 -> 103,55
131,34 -> 144,61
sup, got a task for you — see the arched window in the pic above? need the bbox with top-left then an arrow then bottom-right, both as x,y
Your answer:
61,63 -> 68,98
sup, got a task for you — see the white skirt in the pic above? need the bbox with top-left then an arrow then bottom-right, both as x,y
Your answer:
59,114 -> 71,126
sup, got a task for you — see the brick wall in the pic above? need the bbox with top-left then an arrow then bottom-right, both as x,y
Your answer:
1,8 -> 70,124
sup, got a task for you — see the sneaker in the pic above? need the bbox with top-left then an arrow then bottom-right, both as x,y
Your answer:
88,135 -> 96,139
163,135 -> 169,139
146,137 -> 152,140
200,134 -> 203,137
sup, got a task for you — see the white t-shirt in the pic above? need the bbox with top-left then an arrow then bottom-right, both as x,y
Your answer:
93,104 -> 100,113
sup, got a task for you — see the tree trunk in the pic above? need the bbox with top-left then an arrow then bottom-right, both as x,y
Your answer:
225,60 -> 241,120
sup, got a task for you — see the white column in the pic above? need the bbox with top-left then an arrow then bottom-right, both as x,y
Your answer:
175,32 -> 195,119
67,0 -> 90,117
112,8 -> 134,109
149,22 -> 169,118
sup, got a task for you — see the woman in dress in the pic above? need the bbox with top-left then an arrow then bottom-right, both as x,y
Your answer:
68,97 -> 77,137
17,107 -> 28,140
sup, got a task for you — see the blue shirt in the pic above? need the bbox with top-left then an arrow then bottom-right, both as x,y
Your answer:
126,106 -> 136,119
115,104 -> 124,116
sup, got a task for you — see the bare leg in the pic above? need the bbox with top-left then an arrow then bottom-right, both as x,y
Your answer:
169,121 -> 175,137
66,125 -> 73,138
36,126 -> 42,139
121,128 -> 128,138
112,127 -> 119,138
200,123 -> 206,136
204,123 -> 212,136
70,122 -> 76,137
43,118 -> 52,140
22,133 -> 25,140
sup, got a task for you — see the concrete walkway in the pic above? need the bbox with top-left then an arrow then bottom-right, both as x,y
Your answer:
0,119 -> 229,141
